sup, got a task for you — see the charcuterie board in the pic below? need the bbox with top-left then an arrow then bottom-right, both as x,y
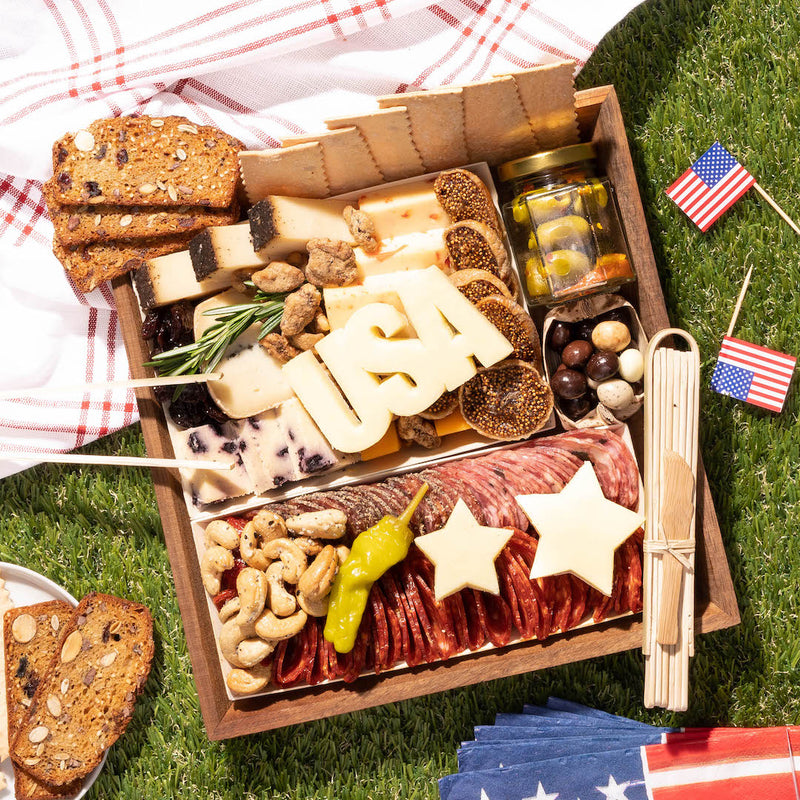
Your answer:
112,84 -> 740,740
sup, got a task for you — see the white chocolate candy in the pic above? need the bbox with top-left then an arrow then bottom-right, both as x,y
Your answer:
596,378 -> 635,410
618,348 -> 644,383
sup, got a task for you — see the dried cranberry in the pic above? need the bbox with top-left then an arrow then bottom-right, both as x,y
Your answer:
57,171 -> 72,189
221,559 -> 246,592
141,310 -> 160,340
84,180 -> 102,197
56,146 -> 68,164
212,589 -> 237,611
94,143 -> 107,159
116,147 -> 128,167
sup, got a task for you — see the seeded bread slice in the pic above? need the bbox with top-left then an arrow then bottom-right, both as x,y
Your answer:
10,593 -> 154,787
50,115 -> 242,208
4,602 -> 82,800
53,234 -> 193,293
43,178 -> 240,245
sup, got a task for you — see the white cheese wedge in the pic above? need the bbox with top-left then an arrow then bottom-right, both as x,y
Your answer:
132,249 -> 231,310
194,290 -> 295,419
172,423 -> 253,506
354,229 -> 448,281
237,398 -> 357,491
190,222 -> 269,281
356,179 -> 450,239
248,195 -> 353,252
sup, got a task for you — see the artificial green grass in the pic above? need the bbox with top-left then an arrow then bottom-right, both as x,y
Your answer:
3,0 -> 800,796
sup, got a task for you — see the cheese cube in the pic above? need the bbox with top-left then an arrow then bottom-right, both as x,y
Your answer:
357,180 -> 450,239
190,222 -> 269,281
323,282 -> 412,335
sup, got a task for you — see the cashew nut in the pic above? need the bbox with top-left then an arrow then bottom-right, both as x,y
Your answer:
204,519 -> 240,550
218,596 -> 241,623
201,546 -> 235,596
226,662 -> 272,695
255,608 -> 308,641
262,538 -> 307,585
297,545 -> 338,601
335,544 -> 351,564
292,536 -> 324,557
297,591 -> 329,618
240,521 -> 269,571
285,509 -> 347,540
236,567 -> 269,626
219,618 -> 275,669
265,561 -> 297,617
252,509 -> 287,541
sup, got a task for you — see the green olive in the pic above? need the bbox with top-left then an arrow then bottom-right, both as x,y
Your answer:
544,249 -> 592,277
536,215 -> 592,252
527,192 -> 572,223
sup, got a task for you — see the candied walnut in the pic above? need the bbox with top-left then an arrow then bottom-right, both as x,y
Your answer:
313,309 -> 330,333
288,332 -> 324,352
260,333 -> 300,364
305,238 -> 357,288
251,262 -> 305,294
343,205 -> 379,254
397,415 -> 441,449
280,283 -> 321,336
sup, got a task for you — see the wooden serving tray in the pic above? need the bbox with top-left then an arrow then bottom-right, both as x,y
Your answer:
113,84 -> 740,740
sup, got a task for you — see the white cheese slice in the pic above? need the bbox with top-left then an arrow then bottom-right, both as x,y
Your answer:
132,249 -> 231,310
356,179 -> 450,239
354,229 -> 448,281
323,281 -> 412,336
172,423 -> 253,506
194,290 -> 295,419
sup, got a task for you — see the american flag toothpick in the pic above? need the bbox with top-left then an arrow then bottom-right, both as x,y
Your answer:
667,141 -> 800,234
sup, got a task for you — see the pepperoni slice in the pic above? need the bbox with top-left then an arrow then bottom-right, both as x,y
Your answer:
368,586 -> 391,673
462,589 -> 488,651
566,575 -> 588,629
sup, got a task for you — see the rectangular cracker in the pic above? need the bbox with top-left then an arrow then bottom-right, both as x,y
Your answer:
325,107 -> 425,182
281,127 -> 384,196
53,234 -> 193,294
503,61 -> 580,150
44,179 -> 240,246
461,76 -> 538,164
50,115 -> 242,208
238,142 -> 328,203
377,87 -> 468,172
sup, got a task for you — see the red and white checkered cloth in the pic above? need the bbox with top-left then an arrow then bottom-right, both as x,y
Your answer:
0,0 -> 644,479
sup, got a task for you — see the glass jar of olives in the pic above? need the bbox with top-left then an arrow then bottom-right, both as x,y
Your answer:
497,143 -> 635,307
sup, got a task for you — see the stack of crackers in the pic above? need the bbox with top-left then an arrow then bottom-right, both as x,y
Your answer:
44,116 -> 242,293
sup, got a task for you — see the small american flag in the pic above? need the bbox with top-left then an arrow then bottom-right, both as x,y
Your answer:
711,335 -> 796,413
666,142 -> 755,231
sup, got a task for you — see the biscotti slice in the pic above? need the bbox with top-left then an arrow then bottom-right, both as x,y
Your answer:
5,602 -> 82,800
53,234 -> 193,293
51,115 -> 242,208
0,574 -> 13,762
10,593 -> 154,787
44,178 -> 240,245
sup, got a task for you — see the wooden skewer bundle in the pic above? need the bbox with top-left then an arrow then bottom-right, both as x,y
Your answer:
643,328 -> 700,711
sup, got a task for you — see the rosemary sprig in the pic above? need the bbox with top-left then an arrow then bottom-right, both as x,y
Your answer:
145,285 -> 287,377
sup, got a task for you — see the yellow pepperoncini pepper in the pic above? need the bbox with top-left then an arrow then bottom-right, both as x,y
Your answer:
323,483 -> 429,653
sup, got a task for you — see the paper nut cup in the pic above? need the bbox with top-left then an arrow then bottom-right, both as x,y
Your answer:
542,293 -> 647,429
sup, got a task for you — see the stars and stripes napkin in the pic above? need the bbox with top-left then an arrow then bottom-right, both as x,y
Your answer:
0,0 -> 647,480
440,698 -> 800,800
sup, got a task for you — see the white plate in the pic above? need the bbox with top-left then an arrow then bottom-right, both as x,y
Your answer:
0,563 -> 106,799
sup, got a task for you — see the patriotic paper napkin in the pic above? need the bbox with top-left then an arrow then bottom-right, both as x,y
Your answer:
440,698 -> 800,799
0,0 -> 646,480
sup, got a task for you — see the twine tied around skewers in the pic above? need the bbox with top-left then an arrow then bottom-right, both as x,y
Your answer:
643,528 -> 696,572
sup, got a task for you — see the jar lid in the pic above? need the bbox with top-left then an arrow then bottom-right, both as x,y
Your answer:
497,143 -> 596,182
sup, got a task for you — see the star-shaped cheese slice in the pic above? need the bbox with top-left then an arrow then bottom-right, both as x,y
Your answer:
414,499 -> 513,601
516,462 -> 644,596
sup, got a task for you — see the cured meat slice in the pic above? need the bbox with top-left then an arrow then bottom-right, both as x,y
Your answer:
566,575 -> 588,629
376,582 -> 403,668
481,589 -> 513,647
462,590 -> 488,651
273,620 -> 317,687
368,587 -> 391,673
550,575 -> 573,633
